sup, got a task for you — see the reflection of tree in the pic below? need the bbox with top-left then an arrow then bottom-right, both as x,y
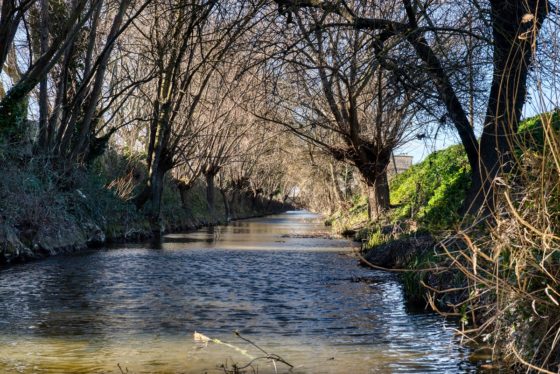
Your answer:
30,259 -> 111,338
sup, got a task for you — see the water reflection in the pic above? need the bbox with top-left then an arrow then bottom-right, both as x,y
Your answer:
0,211 -> 478,373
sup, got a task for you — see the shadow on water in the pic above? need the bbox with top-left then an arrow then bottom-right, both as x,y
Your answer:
0,211 -> 484,373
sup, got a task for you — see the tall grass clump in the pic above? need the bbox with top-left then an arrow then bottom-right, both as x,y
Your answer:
328,194 -> 369,233
439,112 -> 560,372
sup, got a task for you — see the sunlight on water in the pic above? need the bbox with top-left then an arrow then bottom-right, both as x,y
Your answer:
0,211 -> 476,373
0,334 -> 470,373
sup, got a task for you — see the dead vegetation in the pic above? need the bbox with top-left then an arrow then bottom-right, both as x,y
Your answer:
429,112 -> 560,372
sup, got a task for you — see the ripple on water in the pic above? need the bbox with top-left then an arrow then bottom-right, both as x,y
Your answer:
0,211 -> 476,373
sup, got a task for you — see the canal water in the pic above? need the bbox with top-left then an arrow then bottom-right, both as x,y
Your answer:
0,211 -> 477,373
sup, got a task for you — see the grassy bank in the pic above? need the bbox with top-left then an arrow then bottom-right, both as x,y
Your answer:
329,112 -> 560,370
325,142 -> 471,315
0,147 -> 290,264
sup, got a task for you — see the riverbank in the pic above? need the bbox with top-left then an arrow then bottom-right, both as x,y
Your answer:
330,112 -> 560,371
0,149 -> 291,265
356,232 -> 468,313
325,144 -> 469,306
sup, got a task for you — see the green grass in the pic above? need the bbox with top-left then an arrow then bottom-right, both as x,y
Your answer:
401,249 -> 438,306
328,194 -> 368,233
389,144 -> 471,230
517,110 -> 560,151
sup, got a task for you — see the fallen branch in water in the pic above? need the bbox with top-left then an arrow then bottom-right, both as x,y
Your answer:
117,363 -> 130,373
194,330 -> 294,373
194,331 -> 254,360
234,330 -> 293,370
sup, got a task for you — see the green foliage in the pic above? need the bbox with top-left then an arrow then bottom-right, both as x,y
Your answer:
517,111 -> 560,151
401,250 -> 437,306
0,95 -> 29,140
390,144 -> 471,230
365,229 -> 389,249
388,112 -> 558,231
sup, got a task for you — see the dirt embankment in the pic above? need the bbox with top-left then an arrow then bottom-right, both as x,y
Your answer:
357,231 -> 468,312
360,233 -> 435,269
0,180 -> 291,265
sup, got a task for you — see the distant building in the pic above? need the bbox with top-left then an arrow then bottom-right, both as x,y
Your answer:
388,154 -> 413,176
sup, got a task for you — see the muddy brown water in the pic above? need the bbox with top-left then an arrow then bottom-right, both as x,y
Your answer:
0,211 -> 480,373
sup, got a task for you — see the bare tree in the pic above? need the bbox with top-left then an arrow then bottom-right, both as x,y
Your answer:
271,0 -> 551,215
256,12 -> 420,219
0,0 -> 109,133
132,0 -> 264,229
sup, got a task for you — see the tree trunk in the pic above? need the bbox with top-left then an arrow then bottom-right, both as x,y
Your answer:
205,172 -> 216,220
178,182 -> 192,209
267,193 -> 274,210
353,151 -> 391,222
366,171 -> 390,222
344,165 -> 353,200
465,0 -> 548,214
135,143 -> 172,232
134,185 -> 151,210
37,0 -> 49,149
0,0 -> 22,75
329,162 -> 344,206
220,188 -> 230,221
228,190 -> 237,219
148,168 -> 166,233
251,191 -> 261,211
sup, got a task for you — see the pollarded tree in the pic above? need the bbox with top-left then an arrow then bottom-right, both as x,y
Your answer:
133,0 -> 264,228
272,0 -> 551,215
196,68 -> 257,219
258,12 -> 421,220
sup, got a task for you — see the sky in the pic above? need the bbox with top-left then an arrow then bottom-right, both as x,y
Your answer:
394,82 -> 559,165
395,132 -> 463,164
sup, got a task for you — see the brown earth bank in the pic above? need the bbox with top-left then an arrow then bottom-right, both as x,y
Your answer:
357,231 -> 469,313
360,233 -> 435,269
